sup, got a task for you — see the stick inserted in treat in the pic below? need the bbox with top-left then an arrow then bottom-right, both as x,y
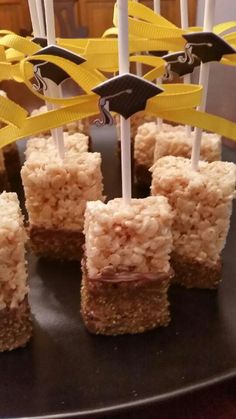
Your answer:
28,0 -> 65,159
191,0 -> 216,171
180,0 -> 192,136
43,0 -> 65,160
118,0 -> 132,204
154,0 -> 161,14
154,0 -> 163,128
134,0 -> 142,77
35,0 -> 46,37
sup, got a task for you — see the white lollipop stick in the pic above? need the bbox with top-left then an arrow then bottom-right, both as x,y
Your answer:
118,0 -> 131,204
28,0 -> 65,159
180,0 -> 191,136
191,0 -> 216,170
153,0 -> 161,14
154,0 -> 162,127
28,0 -> 40,37
35,0 -> 46,37
134,1 -> 142,77
44,0 -> 65,159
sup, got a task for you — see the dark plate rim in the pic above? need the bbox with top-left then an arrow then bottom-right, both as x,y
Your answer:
13,369 -> 236,419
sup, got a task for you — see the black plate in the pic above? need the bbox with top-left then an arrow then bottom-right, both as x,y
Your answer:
0,128 -> 236,419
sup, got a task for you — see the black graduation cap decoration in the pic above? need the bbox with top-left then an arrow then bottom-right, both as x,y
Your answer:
29,45 -> 86,91
163,51 -> 200,79
32,37 -> 48,48
92,73 -> 163,126
182,32 -> 236,64
149,50 -> 168,57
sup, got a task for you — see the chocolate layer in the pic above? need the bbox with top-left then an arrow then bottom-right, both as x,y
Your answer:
29,225 -> 84,261
171,252 -> 222,289
81,268 -> 172,335
0,297 -> 32,352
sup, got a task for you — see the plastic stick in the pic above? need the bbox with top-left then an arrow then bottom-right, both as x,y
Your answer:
153,0 -> 161,14
133,0 -> 142,76
36,0 -> 46,37
154,0 -> 162,127
28,0 -> 40,37
44,0 -> 65,159
28,0 -> 64,159
180,0 -> 191,136
118,0 -> 131,204
191,0 -> 216,170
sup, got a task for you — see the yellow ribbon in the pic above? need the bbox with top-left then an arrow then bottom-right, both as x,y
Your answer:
0,34 -> 39,55
1,87 -> 236,148
19,53 -> 106,103
0,96 -> 28,127
0,80 -> 235,147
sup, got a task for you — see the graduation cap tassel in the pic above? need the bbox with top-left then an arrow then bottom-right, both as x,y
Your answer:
118,0 -> 132,204
191,0 -> 216,171
43,0 -> 65,160
180,0 -> 192,137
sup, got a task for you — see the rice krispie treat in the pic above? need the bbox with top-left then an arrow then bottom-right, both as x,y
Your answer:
134,122 -> 174,186
134,123 -> 221,187
31,105 -> 90,136
25,131 -> 89,159
0,149 -> 9,192
151,156 -> 236,289
81,197 -> 174,335
154,130 -> 221,163
21,151 -> 104,261
0,192 -> 32,351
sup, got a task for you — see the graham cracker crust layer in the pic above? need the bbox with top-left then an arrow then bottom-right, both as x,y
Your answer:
171,252 -> 222,289
29,225 -> 84,261
81,269 -> 172,335
0,297 -> 32,352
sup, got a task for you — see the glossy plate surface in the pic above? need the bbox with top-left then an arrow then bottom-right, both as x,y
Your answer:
0,130 -> 236,419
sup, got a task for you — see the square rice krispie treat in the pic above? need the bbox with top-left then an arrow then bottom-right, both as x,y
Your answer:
25,131 -> 90,159
134,122 -> 221,188
81,197 -> 174,335
21,151 -> 104,261
151,156 -> 236,288
0,192 -> 32,351
154,129 -> 221,163
134,122 -> 183,187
